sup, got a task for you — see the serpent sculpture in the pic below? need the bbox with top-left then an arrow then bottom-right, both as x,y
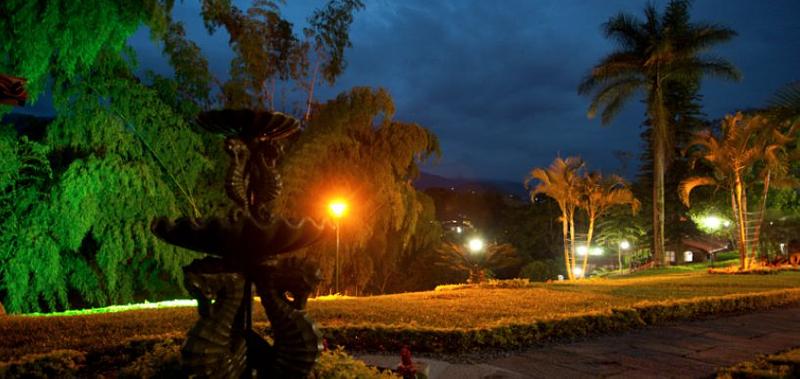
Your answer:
152,110 -> 328,378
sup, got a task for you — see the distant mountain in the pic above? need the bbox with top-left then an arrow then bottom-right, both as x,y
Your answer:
413,172 -> 528,199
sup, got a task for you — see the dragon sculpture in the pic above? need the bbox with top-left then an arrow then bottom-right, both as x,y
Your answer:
152,110 -> 328,378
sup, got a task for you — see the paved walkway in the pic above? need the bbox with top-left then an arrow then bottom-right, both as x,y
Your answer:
359,306 -> 800,378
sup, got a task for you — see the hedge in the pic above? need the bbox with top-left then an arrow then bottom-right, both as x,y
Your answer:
717,347 -> 800,378
322,288 -> 800,354
0,339 -> 396,379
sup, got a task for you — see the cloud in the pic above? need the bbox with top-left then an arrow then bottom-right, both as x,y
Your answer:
122,0 -> 800,181
314,0 -> 800,181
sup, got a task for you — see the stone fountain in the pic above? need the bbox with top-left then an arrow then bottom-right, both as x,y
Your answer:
152,110 -> 328,378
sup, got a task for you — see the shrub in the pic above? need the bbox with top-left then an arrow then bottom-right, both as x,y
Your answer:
118,338 -> 183,378
312,348 -> 398,379
434,278 -> 533,291
0,350 -> 85,378
718,347 -> 800,378
520,260 -> 562,282
708,265 -> 799,275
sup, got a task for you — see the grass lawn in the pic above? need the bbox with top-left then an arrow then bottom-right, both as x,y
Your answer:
312,270 -> 800,328
2,267 -> 800,360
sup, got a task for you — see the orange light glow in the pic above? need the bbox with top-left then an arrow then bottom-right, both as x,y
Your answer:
328,200 -> 348,219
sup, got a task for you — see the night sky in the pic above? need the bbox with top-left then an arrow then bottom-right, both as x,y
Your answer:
19,1 -> 800,182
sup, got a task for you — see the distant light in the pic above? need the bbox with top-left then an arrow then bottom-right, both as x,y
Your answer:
619,240 -> 631,250
684,251 -> 693,262
722,220 -> 731,227
456,226 -> 463,234
572,266 -> 584,278
467,237 -> 484,253
576,245 -> 588,256
590,247 -> 604,256
700,215 -> 726,230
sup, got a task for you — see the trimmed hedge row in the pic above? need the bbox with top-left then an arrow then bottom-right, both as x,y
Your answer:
434,279 -> 534,291
323,288 -> 800,354
708,265 -> 800,275
0,336 -> 396,379
718,347 -> 800,378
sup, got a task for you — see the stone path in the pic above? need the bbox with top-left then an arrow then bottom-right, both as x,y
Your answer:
358,306 -> 800,378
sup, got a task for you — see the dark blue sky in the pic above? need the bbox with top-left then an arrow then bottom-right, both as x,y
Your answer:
20,1 -> 800,182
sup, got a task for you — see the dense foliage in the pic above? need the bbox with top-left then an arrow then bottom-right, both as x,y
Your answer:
275,87 -> 440,294
0,0 -> 370,313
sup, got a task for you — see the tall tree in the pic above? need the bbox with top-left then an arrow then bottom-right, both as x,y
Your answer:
199,0 -> 363,114
578,0 -> 739,266
525,157 -> 584,280
274,87 -> 440,294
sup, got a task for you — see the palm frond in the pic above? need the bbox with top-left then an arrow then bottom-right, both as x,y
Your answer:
765,81 -> 800,123
679,176 -> 717,207
682,24 -> 738,54
602,12 -> 646,50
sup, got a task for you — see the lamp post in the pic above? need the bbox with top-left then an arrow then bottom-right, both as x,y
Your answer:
328,200 -> 347,294
619,240 -> 630,274
467,237 -> 484,254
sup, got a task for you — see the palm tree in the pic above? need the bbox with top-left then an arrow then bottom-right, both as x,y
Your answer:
525,157 -> 584,279
435,241 -> 520,283
595,208 -> 647,273
579,0 -> 739,267
679,113 -> 795,269
578,172 -> 640,276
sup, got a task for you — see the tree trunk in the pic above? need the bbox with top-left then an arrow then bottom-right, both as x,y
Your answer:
303,59 -> 321,122
734,172 -> 749,269
650,83 -> 667,267
561,209 -> 573,280
754,170 -> 771,260
581,213 -> 596,277
569,209 -> 577,278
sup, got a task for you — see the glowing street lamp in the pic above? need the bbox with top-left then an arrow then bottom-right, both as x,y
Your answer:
576,245 -> 588,256
467,237 -> 484,254
572,266 -> 584,279
328,199 -> 348,294
618,240 -> 631,274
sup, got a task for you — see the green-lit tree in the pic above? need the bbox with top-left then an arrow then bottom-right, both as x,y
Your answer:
579,0 -> 739,267
0,0 -> 366,312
